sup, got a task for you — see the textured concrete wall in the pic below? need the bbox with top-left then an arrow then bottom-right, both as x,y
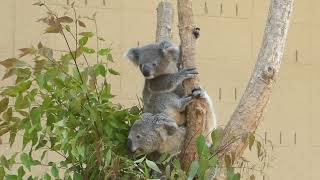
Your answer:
0,0 -> 319,179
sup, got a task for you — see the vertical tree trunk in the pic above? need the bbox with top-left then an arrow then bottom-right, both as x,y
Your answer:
156,2 -> 174,42
176,0 -> 208,171
214,0 -> 294,178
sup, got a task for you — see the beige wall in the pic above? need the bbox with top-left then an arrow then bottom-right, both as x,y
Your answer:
0,0 -> 319,179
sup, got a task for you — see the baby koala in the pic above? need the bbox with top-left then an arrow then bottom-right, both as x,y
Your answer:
127,88 -> 212,154
127,113 -> 186,154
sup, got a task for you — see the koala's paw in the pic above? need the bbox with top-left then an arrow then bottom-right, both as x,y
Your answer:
191,88 -> 205,98
179,68 -> 198,80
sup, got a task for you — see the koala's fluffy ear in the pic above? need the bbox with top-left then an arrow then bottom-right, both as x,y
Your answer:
157,121 -> 178,141
163,123 -> 178,136
125,48 -> 140,66
159,41 -> 180,61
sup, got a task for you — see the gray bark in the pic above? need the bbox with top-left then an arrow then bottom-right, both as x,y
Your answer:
214,0 -> 294,179
156,1 -> 174,42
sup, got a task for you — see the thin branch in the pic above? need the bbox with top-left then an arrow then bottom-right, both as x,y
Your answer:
94,16 -> 100,63
60,30 -> 84,85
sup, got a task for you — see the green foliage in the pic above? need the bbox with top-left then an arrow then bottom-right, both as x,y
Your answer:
0,2 -> 145,179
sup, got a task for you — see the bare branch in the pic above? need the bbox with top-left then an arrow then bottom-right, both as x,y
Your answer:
156,2 -> 174,42
215,0 -> 294,178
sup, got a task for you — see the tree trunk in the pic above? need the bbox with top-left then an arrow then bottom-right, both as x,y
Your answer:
214,0 -> 294,178
176,0 -> 208,171
156,2 -> 174,42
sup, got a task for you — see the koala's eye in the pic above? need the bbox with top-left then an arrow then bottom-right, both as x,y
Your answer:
152,63 -> 157,67
136,134 -> 141,139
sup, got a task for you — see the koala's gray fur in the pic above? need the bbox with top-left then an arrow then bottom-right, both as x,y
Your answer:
125,41 -> 217,146
125,41 -> 197,125
127,113 -> 186,154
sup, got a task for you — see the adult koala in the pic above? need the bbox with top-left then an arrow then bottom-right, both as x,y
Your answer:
125,41 -> 217,146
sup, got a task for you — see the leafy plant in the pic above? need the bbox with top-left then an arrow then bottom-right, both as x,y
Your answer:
0,2 -> 146,179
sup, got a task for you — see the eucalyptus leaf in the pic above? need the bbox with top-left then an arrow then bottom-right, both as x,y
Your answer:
43,173 -> 51,180
187,161 -> 199,180
57,16 -> 73,23
108,68 -> 120,75
83,47 -> 95,54
79,36 -> 88,46
78,20 -> 86,27
51,165 -> 59,177
0,58 -> 19,68
0,167 -> 4,180
79,32 -> 94,37
17,166 -> 26,178
94,64 -> 106,77
145,159 -> 161,173
0,98 -> 9,113
98,48 -> 111,56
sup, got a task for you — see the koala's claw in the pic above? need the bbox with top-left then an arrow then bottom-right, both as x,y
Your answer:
192,88 -> 205,98
185,68 -> 198,74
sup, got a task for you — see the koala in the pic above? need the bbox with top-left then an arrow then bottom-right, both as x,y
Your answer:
128,89 -> 216,155
127,113 -> 186,154
125,41 -> 217,145
125,41 -> 197,124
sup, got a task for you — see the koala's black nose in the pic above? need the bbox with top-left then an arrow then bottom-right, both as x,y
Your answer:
142,66 -> 151,77
127,138 -> 133,152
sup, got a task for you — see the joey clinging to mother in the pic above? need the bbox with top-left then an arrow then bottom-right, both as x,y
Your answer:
125,40 -> 217,147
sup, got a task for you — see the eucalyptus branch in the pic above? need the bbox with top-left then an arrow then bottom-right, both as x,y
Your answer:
62,25 -> 101,99
93,17 -> 100,63
66,27 -> 90,67
73,7 -> 78,65
42,2 -> 84,86
60,30 -> 83,85
44,145 -> 68,159
60,33 -> 103,152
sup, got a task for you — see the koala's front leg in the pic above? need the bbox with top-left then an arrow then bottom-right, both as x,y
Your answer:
148,68 -> 198,93
178,95 -> 193,112
177,88 -> 205,112
178,87 -> 209,112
